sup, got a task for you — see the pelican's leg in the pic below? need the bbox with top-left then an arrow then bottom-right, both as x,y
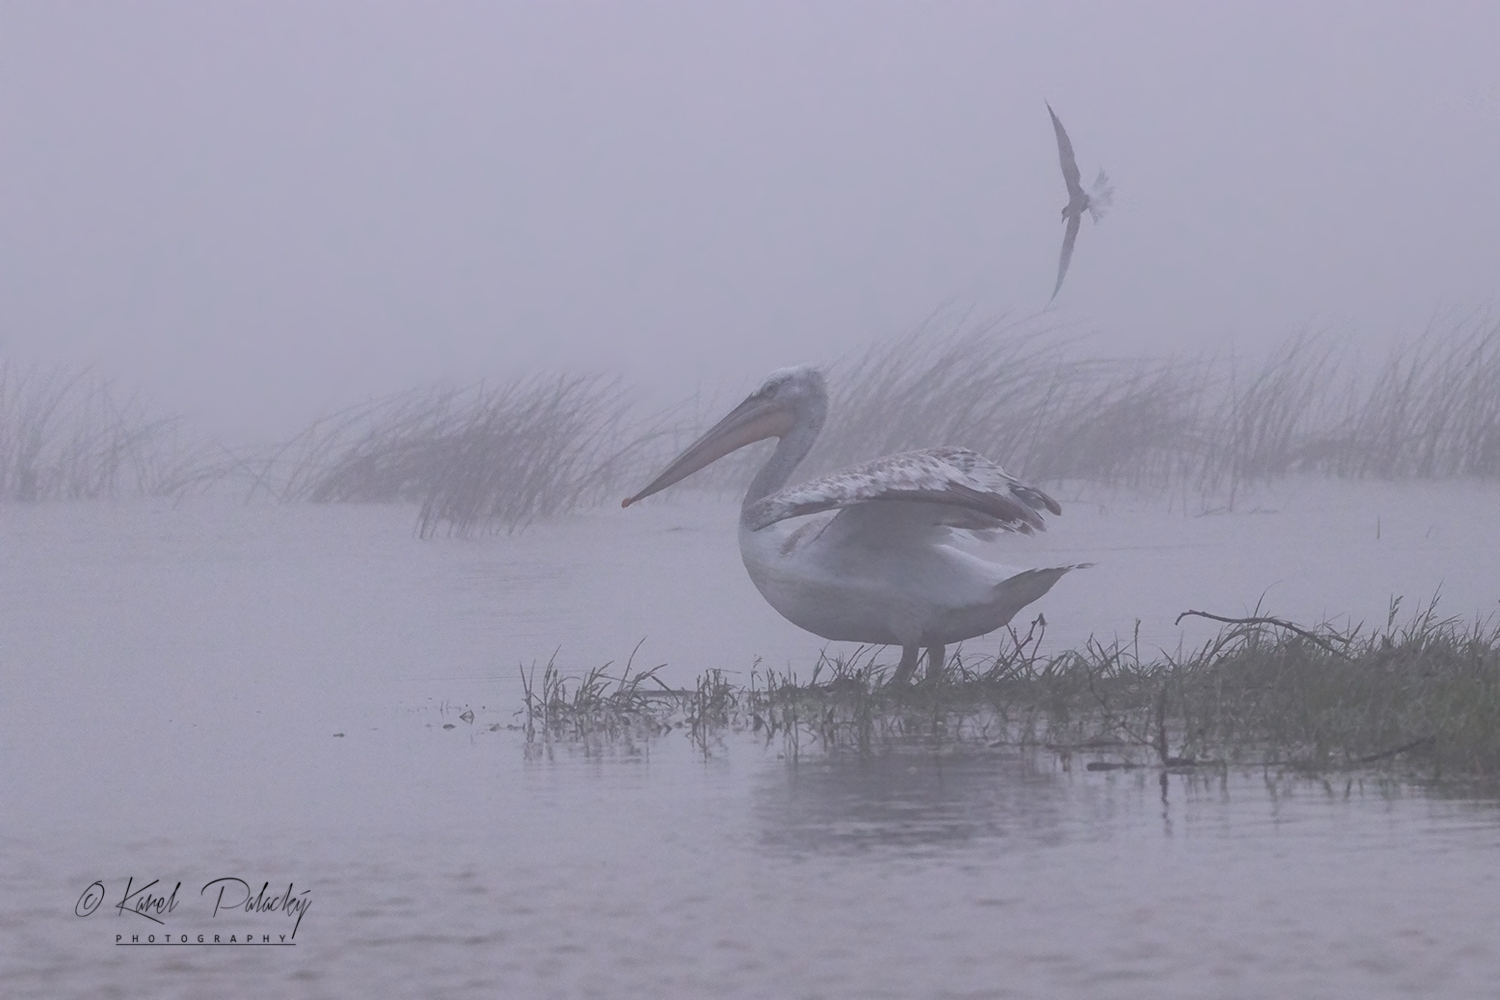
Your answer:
925,644 -> 946,682
891,645 -> 920,685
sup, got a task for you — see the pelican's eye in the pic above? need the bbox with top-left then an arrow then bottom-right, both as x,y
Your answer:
762,383 -> 779,399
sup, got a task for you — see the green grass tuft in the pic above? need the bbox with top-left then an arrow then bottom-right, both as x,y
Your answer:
524,599 -> 1500,782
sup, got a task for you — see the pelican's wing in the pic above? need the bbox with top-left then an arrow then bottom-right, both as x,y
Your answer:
1050,211 -> 1082,301
1047,102 -> 1083,197
744,447 -> 1059,533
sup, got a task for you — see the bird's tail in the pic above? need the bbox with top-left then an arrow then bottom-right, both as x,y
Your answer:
1087,170 -> 1114,223
991,563 -> 1093,623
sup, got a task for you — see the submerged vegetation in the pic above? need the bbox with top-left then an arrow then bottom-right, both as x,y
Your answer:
6,314 -> 1500,534
516,640 -> 738,752
517,600 -> 1500,781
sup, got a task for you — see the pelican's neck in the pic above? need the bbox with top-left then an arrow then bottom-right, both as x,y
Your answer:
743,395 -> 825,513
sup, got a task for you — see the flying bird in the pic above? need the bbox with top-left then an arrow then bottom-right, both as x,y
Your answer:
623,365 -> 1085,684
1047,102 -> 1113,301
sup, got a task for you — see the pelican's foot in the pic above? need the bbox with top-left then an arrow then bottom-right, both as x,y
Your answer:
891,645 -> 920,686
924,643 -> 947,683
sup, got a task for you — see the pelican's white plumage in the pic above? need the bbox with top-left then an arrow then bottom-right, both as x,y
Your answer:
624,365 -> 1085,682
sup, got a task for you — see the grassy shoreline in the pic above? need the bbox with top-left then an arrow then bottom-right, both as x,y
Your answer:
517,599 -> 1500,781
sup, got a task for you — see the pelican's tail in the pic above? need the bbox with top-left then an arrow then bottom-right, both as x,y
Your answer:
992,563 -> 1093,624
1087,170 -> 1114,223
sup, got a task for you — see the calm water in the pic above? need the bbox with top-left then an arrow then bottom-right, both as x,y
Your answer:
3,481 -> 1500,998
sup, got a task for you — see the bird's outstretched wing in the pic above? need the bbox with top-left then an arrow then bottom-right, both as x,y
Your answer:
1050,211 -> 1082,301
744,447 -> 1060,533
1047,102 -> 1083,199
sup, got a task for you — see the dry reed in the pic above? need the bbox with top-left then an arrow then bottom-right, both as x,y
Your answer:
11,314 -> 1499,530
0,361 -> 219,501
784,314 -> 1500,501
234,375 -> 653,535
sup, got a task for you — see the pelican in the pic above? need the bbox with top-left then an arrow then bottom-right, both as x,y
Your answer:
1047,102 -> 1114,302
623,366 -> 1085,683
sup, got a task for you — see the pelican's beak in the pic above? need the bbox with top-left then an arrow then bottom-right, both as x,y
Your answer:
622,392 -> 794,507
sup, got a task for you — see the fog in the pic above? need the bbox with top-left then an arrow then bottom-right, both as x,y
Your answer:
9,9 -> 1500,995
2,3 -> 1498,441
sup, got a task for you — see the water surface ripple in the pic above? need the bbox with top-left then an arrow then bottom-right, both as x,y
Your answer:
3,486 -> 1499,997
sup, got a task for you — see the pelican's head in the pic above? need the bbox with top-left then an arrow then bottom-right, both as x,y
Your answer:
751,364 -> 827,416
622,364 -> 826,507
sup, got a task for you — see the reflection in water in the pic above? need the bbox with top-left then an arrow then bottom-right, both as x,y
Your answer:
750,737 -> 1494,859
756,744 -> 1100,854
10,496 -> 1500,999
1159,768 -> 1172,839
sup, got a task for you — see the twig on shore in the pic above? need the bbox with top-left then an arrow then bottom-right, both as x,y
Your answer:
1175,609 -> 1352,659
1352,735 -> 1436,764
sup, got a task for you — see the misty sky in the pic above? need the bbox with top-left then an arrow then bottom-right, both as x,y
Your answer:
3,3 -> 1498,440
